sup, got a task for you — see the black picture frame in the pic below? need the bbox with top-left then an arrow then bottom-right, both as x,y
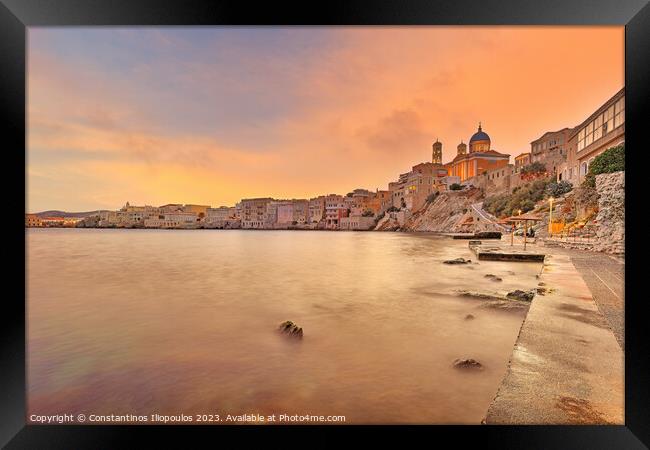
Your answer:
2,0 -> 648,447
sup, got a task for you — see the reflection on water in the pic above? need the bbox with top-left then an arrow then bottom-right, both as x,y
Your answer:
27,229 -> 541,424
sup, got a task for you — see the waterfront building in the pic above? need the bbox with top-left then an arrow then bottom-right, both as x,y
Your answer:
388,159 -> 450,212
63,217 -> 83,227
368,190 -> 392,214
112,203 -> 163,226
266,199 -> 310,227
292,199 -> 309,224
325,194 -> 348,230
26,214 -> 42,227
159,204 -> 184,213
183,204 -> 210,217
120,201 -> 143,212
444,124 -> 510,181
263,199 -> 309,228
40,217 -> 65,227
308,196 -> 327,224
276,201 -> 298,226
204,206 -> 236,227
514,153 -> 531,173
241,198 -> 273,229
339,215 -> 375,231
264,200 -> 281,228
558,87 -> 625,185
206,206 -> 234,221
143,212 -> 199,228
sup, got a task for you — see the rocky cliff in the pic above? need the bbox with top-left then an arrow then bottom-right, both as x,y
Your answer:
400,188 -> 485,232
593,171 -> 624,255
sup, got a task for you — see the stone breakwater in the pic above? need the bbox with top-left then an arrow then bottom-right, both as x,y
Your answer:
593,171 -> 624,255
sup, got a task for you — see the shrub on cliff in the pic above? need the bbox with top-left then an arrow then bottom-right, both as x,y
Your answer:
483,178 -> 551,218
426,192 -> 440,203
520,161 -> 546,175
545,180 -> 573,198
582,144 -> 625,188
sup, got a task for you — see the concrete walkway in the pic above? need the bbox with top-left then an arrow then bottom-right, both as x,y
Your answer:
549,247 -> 624,350
484,252 -> 624,424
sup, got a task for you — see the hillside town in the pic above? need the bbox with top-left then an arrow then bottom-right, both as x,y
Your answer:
26,88 -> 625,252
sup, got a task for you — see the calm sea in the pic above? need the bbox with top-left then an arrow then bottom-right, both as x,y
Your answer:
27,229 -> 541,424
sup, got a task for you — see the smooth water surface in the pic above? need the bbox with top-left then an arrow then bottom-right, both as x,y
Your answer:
27,229 -> 542,424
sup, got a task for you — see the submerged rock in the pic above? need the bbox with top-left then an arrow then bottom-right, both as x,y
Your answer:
453,358 -> 483,370
456,290 -> 503,301
278,320 -> 303,339
484,274 -> 503,282
506,290 -> 535,302
444,257 -> 472,265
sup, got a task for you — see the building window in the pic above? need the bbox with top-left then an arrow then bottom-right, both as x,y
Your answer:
614,97 -> 625,128
578,128 -> 585,151
594,114 -> 603,141
580,162 -> 588,176
605,105 -> 615,134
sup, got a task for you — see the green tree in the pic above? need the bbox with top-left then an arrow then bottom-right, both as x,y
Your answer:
449,183 -> 462,191
582,144 -> 625,188
521,161 -> 547,175
483,177 -> 552,218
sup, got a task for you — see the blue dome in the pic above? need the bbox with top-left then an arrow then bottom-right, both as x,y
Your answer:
470,124 -> 490,142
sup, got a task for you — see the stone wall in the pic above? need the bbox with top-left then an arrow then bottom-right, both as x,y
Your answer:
593,171 -> 624,255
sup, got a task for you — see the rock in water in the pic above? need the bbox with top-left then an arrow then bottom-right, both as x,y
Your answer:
278,320 -> 303,339
443,257 -> 472,264
484,274 -> 502,282
453,358 -> 483,370
506,290 -> 535,302
464,314 -> 475,320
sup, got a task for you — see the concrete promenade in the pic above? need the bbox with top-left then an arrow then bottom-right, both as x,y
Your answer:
485,251 -> 624,424
549,247 -> 624,350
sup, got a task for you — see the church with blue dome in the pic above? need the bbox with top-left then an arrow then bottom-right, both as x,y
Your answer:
438,123 -> 510,181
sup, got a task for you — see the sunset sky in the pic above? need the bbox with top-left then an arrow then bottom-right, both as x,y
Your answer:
27,27 -> 624,212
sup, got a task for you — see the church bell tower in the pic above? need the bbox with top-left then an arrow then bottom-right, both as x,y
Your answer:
457,141 -> 467,156
432,139 -> 443,165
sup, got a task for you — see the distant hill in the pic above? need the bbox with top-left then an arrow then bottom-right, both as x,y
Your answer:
33,210 -> 109,218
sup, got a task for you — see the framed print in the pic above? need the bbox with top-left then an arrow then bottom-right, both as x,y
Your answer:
2,0 -> 649,447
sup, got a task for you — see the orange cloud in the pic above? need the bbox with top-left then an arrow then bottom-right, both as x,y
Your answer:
27,26 -> 624,212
